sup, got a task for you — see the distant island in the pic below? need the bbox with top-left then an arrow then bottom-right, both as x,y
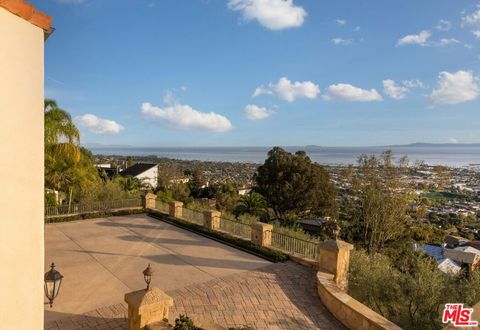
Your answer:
86,142 -> 480,149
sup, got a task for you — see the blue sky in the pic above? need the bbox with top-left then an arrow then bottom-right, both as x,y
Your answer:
33,0 -> 480,147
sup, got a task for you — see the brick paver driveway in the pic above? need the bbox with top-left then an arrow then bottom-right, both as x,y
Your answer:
45,261 -> 344,330
45,214 -> 344,329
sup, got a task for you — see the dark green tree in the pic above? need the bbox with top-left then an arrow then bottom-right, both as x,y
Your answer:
254,147 -> 337,221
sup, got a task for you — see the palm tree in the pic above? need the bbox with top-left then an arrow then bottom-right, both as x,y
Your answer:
44,99 -> 82,207
116,176 -> 147,193
234,192 -> 267,218
44,99 -> 81,162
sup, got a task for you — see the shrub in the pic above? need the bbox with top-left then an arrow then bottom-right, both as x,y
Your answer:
148,210 -> 289,262
45,208 -> 144,223
173,314 -> 202,330
348,249 -> 480,330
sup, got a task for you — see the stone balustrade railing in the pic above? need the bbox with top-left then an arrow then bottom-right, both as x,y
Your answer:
145,196 -> 405,330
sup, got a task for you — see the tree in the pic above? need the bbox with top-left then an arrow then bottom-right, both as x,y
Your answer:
116,176 -> 145,192
44,99 -> 82,207
126,156 -> 135,168
44,99 -> 80,163
234,192 -> 267,218
212,182 -> 238,211
189,168 -> 205,197
347,152 -> 411,253
349,249 -> 457,330
254,147 -> 337,221
45,147 -> 99,211
433,166 -> 451,191
157,163 -> 180,191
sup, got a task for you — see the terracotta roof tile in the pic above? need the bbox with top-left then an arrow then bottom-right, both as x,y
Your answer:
0,0 -> 52,32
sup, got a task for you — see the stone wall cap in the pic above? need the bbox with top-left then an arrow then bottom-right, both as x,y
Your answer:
203,210 -> 221,216
169,201 -> 183,206
319,239 -> 354,252
124,287 -> 173,308
145,192 -> 157,198
251,222 -> 273,230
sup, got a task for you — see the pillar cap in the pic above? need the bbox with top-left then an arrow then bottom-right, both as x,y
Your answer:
251,222 -> 273,231
169,201 -> 183,206
319,239 -> 354,252
124,287 -> 173,310
203,210 -> 221,216
145,192 -> 157,199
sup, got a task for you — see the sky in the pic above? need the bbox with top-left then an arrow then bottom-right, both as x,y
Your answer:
32,0 -> 480,147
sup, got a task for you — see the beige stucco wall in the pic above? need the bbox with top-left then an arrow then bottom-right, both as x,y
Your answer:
0,7 -> 45,329
317,272 -> 402,330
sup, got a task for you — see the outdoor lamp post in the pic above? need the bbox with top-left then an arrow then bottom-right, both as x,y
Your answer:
143,263 -> 153,291
44,262 -> 63,308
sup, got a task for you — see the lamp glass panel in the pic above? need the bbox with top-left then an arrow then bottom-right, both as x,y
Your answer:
53,278 -> 62,298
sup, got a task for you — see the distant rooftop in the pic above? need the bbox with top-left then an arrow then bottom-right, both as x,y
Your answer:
120,163 -> 157,177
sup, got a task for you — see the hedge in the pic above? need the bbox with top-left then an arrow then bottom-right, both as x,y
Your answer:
45,208 -> 144,224
147,210 -> 289,263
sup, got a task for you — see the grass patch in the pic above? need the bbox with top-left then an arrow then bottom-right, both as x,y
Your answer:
45,208 -> 144,223
422,191 -> 465,201
148,210 -> 289,263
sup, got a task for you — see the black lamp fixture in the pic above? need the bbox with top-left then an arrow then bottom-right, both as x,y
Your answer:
143,263 -> 153,291
44,262 -> 63,308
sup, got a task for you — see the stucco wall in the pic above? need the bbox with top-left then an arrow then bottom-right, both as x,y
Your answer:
137,167 -> 159,188
0,7 -> 45,329
317,271 -> 402,330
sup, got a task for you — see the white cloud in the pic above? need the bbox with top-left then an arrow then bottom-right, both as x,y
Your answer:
448,137 -> 459,144
402,79 -> 426,89
244,104 -> 272,120
253,77 -> 320,102
163,89 -> 179,106
335,19 -> 346,25
396,30 -> 431,47
75,114 -> 124,135
331,38 -> 353,45
432,38 -> 460,46
462,9 -> 480,26
324,83 -> 382,102
436,20 -> 452,31
430,70 -> 480,105
473,30 -> 480,39
354,26 -> 361,32
228,0 -> 306,30
383,80 -> 409,100
141,103 -> 233,132
252,86 -> 273,97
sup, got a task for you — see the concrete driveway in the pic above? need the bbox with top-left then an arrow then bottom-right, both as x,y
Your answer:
44,214 -> 270,323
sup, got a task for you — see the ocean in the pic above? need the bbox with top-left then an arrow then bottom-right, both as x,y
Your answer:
89,145 -> 480,167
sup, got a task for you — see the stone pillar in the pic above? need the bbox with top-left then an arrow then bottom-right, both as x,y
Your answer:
143,193 -> 156,209
318,240 -> 354,291
203,210 -> 221,230
251,222 -> 273,247
168,201 -> 183,218
124,287 -> 173,330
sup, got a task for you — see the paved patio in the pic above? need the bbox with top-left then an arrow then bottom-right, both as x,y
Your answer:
44,214 -> 343,329
44,214 -> 270,322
